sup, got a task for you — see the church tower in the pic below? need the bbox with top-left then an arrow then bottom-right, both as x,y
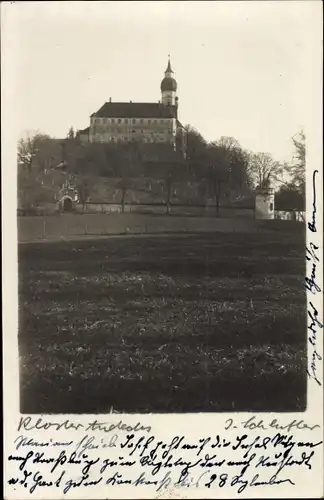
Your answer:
161,56 -> 177,106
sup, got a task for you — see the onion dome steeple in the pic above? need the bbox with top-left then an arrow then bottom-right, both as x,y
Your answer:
161,56 -> 177,103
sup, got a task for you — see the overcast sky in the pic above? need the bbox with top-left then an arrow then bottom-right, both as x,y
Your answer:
5,1 -> 321,162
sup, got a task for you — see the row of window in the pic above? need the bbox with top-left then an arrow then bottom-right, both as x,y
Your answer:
92,117 -> 173,125
95,136 -> 173,143
92,128 -> 174,135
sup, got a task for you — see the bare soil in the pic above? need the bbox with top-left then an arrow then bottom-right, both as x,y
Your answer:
18,231 -> 306,413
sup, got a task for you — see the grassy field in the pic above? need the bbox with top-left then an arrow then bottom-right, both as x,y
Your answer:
18,231 -> 306,413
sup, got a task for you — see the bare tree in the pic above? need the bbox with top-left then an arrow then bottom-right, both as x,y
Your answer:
162,165 -> 184,215
248,152 -> 283,189
17,132 -> 62,213
184,125 -> 207,169
67,126 -> 75,140
197,145 -> 230,216
17,132 -> 51,172
117,175 -> 132,213
115,142 -> 141,212
76,175 -> 96,213
164,172 -> 174,215
291,130 -> 306,194
274,131 -> 306,211
17,169 -> 42,214
217,136 -> 241,151
213,137 -> 252,199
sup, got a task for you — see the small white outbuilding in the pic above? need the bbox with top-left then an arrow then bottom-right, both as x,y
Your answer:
255,187 -> 275,219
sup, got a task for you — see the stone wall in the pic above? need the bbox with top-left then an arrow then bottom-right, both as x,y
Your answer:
21,201 -> 255,218
18,214 -> 257,242
17,213 -> 304,243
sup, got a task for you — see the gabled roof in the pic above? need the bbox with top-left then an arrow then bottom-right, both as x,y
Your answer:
91,102 -> 177,119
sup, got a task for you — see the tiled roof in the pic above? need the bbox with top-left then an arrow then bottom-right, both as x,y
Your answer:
91,102 -> 177,119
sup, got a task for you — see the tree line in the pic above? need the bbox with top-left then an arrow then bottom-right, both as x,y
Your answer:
17,125 -> 306,214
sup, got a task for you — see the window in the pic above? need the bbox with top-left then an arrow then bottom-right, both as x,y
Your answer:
132,118 -> 136,124
125,119 -> 128,124
124,136 -> 128,141
132,130 -> 136,134
118,119 -> 122,123
140,119 -> 143,124
141,130 -> 144,134
148,119 -> 151,124
270,202 -> 274,211
154,119 -> 157,124
111,118 -> 115,123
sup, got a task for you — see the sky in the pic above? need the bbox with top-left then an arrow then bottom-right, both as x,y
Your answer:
3,1 -> 321,163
